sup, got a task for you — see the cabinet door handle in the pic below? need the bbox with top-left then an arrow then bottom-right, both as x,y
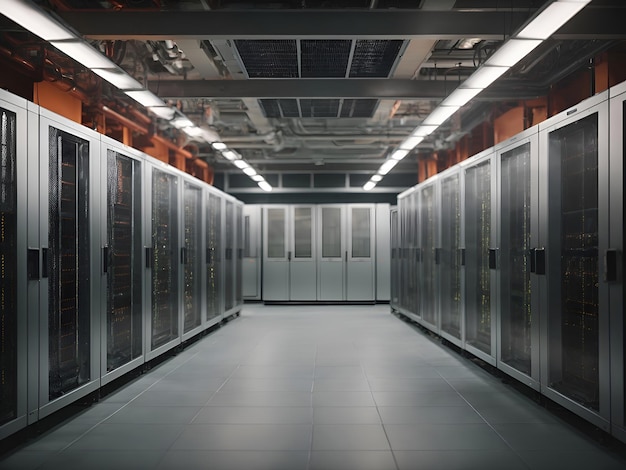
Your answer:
181,247 -> 187,265
535,248 -> 546,275
102,246 -> 109,274
459,248 -> 466,266
529,248 -> 536,273
206,248 -> 212,265
287,251 -> 292,261
28,248 -> 40,280
41,247 -> 48,278
145,247 -> 153,269
435,248 -> 441,265
488,248 -> 497,270
345,250 -> 348,262
604,249 -> 618,282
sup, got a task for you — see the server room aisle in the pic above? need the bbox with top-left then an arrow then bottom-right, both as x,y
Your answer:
2,305 -> 625,470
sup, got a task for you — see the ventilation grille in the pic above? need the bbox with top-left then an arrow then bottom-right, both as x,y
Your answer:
234,40 -> 298,78
350,40 -> 403,77
259,99 -> 379,118
301,40 -> 352,78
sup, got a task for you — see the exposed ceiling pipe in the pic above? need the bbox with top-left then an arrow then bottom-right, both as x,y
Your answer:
101,104 -> 149,134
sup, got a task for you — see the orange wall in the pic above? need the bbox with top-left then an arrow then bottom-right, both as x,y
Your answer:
33,81 -> 82,124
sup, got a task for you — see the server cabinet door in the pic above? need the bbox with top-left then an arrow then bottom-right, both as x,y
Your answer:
440,172 -> 462,343
347,204 -> 375,301
290,205 -> 317,301
224,200 -> 236,312
609,81 -> 626,442
236,203 -> 244,307
540,95 -> 610,429
101,140 -> 144,384
242,205 -> 262,300
145,165 -> 180,359
38,112 -> 101,416
409,191 -> 420,317
390,208 -> 399,307
262,205 -> 289,301
206,192 -> 223,324
398,196 -> 409,311
419,184 -> 439,332
318,205 -> 345,301
182,181 -> 203,337
463,154 -> 496,363
375,203 -> 391,302
0,92 -> 29,438
496,130 -> 540,389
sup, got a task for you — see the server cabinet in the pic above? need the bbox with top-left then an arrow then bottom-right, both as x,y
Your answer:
347,204 -> 375,301
206,190 -> 223,326
439,169 -> 463,346
223,197 -> 239,317
0,90 -> 31,438
462,149 -> 497,365
36,108 -> 101,418
419,181 -> 439,333
182,179 -> 204,339
242,204 -> 262,300
262,205 -> 289,301
408,191 -> 420,316
539,92 -> 610,430
290,205 -> 317,301
375,203 -> 391,302
390,207 -> 400,307
236,203 -> 244,308
145,163 -> 180,360
496,127 -> 540,389
100,137 -> 144,385
396,192 -> 409,312
609,80 -> 626,443
318,204 -> 346,301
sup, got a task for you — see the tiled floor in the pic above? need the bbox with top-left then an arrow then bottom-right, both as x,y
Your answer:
2,304 -> 625,470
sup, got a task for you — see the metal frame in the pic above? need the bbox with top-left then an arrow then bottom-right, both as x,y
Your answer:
262,205 -> 290,301
417,178 -> 440,335
242,204 -> 262,300
205,185 -> 225,329
317,204 -> 347,301
289,204 -> 318,301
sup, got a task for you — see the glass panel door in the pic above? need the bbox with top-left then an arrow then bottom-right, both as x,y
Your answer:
224,201 -> 234,311
351,207 -> 370,258
236,205 -> 243,306
440,174 -> 461,339
183,183 -> 202,333
206,195 -> 221,321
294,207 -> 312,259
420,185 -> 437,328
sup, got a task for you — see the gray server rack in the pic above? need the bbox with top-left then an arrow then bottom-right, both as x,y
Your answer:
236,203 -> 244,308
538,91 -> 610,431
182,177 -> 204,339
390,207 -> 400,307
375,203 -> 391,302
419,180 -> 439,333
609,80 -> 626,443
262,205 -> 290,301
0,90 -> 32,439
496,126 -> 541,390
242,204 -> 262,300
290,205 -> 317,301
461,148 -> 497,365
205,189 -> 223,326
318,204 -> 347,301
346,204 -> 376,301
100,137 -> 145,386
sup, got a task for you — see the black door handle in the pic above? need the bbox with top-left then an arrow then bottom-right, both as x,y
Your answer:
41,247 -> 48,278
459,248 -> 466,266
102,246 -> 109,273
488,248 -> 497,270
145,247 -> 153,269
535,248 -> 546,275
604,249 -> 618,282
529,248 -> 536,273
435,248 -> 441,265
181,247 -> 187,265
28,248 -> 40,280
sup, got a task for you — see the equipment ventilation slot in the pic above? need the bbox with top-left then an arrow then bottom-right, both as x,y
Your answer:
301,40 -> 352,77
349,40 -> 403,77
235,40 -> 298,78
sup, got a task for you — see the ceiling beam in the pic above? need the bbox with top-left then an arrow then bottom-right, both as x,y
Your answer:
59,10 -> 535,40
146,78 -> 545,100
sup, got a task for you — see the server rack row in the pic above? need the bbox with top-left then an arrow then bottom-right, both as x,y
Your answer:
392,80 -> 626,442
0,88 -> 244,441
255,204 -> 390,302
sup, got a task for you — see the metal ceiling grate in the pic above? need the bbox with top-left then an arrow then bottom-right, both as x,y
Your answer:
259,99 -> 282,118
349,40 -> 403,78
259,99 -> 299,118
235,40 -> 298,78
340,99 -> 379,118
299,99 -> 341,118
278,99 -> 300,118
301,40 -> 352,78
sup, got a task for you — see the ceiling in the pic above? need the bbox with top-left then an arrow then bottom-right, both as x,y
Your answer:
2,0 -> 625,198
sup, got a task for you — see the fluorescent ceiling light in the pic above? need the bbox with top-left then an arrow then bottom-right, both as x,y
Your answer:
461,66 -> 508,89
170,117 -> 194,129
363,181 -> 376,191
92,68 -> 143,90
378,159 -> 399,176
51,40 -> 115,69
258,181 -> 273,192
183,126 -> 203,137
243,167 -> 257,176
1,0 -> 74,41
440,88 -> 483,108
485,39 -> 542,67
125,90 -> 166,108
390,149 -> 409,161
371,174 -> 383,182
412,125 -> 438,137
233,159 -> 249,169
423,105 -> 460,126
222,150 -> 238,161
251,174 -> 265,182
147,107 -> 176,120
517,1 -> 590,40
212,142 -> 227,150
399,135 -> 424,150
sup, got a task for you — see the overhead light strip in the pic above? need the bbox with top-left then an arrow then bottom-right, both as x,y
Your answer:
364,0 -> 591,191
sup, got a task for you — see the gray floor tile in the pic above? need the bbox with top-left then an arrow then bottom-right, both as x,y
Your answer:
147,377 -> 227,392
492,423 -> 605,452
459,391 -> 537,410
104,405 -> 202,424
315,366 -> 366,379
313,391 -> 376,407
219,378 -> 313,392
313,406 -> 381,424
0,451 -> 54,470
373,391 -> 467,407
385,424 -> 509,451
66,423 -> 185,450
478,405 -> 560,424
42,450 -> 165,470
309,451 -> 397,470
312,424 -> 390,450
368,377 -> 454,392
156,451 -> 309,470
192,406 -> 313,424
394,450 -> 529,470
365,367 -> 442,379
232,365 -> 314,379
378,406 -> 484,424
127,390 -> 214,407
171,424 -> 312,450
313,378 -> 371,391
19,422 -> 96,452
207,391 -> 312,407
518,450 -> 626,470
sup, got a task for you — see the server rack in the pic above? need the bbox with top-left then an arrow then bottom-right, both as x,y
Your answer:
100,137 -> 144,385
0,90 -> 31,439
609,80 -> 626,443
496,126 -> 540,390
144,162 -> 181,360
375,203 -> 391,302
318,204 -> 346,301
390,207 -> 399,307
461,148 -> 497,365
290,205 -> 317,301
236,204 -> 244,308
539,91 -> 610,430
182,177 -> 204,339
37,108 -> 102,418
206,189 -> 223,326
395,188 -> 419,320
419,180 -> 439,333
346,204 -> 376,301
223,195 -> 241,318
395,192 -> 409,312
262,205 -> 290,301
242,204 -> 262,300
439,167 -> 463,347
